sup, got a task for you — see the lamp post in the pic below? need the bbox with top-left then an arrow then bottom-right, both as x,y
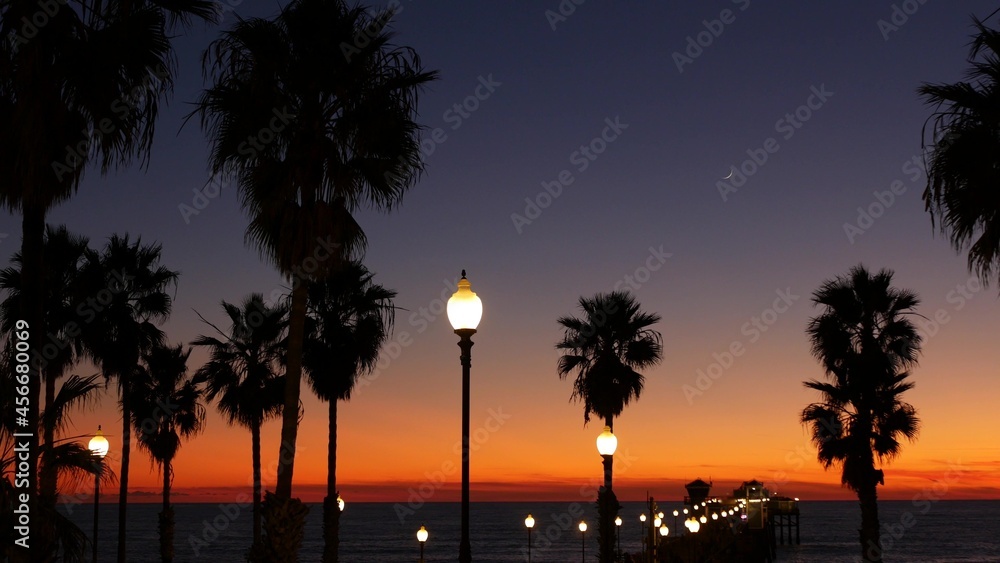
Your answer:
88,426 -> 109,563
673,510 -> 679,532
579,521 -> 587,563
525,514 -> 535,563
416,525 -> 428,563
658,523 -> 668,557
596,426 -> 617,563
639,514 -> 646,560
689,518 -> 700,562
614,515 -> 622,561
447,270 -> 482,563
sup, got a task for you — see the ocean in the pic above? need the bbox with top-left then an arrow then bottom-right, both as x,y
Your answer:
63,500 -> 1000,561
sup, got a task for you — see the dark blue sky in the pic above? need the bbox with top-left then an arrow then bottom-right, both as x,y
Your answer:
5,1 -> 999,498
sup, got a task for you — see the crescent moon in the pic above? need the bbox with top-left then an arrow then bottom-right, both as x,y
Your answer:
723,168 -> 734,180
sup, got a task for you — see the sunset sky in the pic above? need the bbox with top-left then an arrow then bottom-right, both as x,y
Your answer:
3,1 -> 1000,505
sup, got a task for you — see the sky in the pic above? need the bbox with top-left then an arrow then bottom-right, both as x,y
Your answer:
3,0 -> 1000,507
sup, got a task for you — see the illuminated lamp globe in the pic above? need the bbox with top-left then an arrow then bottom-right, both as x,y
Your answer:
596,426 -> 617,456
579,521 -> 587,533
615,516 -> 622,527
417,525 -> 428,543
525,514 -> 535,529
88,426 -> 109,458
659,524 -> 669,537
447,271 -> 482,331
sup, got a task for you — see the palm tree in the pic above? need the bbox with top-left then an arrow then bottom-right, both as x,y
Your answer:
801,265 -> 922,563
919,15 -> 1000,287
0,3 -> 213,555
302,262 -> 395,562
195,1 -> 436,557
555,290 -> 663,563
81,234 -> 178,562
556,290 -> 664,429
191,295 -> 287,555
132,343 -> 205,563
0,335 -> 114,562
0,225 -> 91,521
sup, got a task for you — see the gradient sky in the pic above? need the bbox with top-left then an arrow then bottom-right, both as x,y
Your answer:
4,1 -> 1000,505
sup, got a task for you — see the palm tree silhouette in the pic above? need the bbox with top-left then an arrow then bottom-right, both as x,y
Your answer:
192,295 -> 287,556
1,338 -> 114,561
0,4 -> 212,554
555,290 -> 662,563
556,291 -> 663,429
801,265 -> 921,563
132,344 -> 205,563
303,262 -> 396,562
195,1 -> 436,558
920,16 -> 1000,287
0,225 -> 91,525
80,234 -> 178,562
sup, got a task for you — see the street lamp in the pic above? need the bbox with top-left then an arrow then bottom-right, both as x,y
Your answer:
525,514 -> 535,563
596,426 -> 617,562
579,521 -> 587,563
416,525 -> 428,563
659,524 -> 669,537
673,509 -> 679,532
88,426 -> 109,563
639,514 -> 646,559
337,494 -> 345,512
447,270 -> 482,563
614,515 -> 622,560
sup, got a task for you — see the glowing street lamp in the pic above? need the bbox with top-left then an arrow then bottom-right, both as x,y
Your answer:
337,494 -> 345,512
88,426 -> 109,563
525,514 -> 535,562
579,521 -> 588,562
614,515 -> 622,559
416,525 -> 428,563
659,524 -> 669,537
639,514 -> 647,558
447,270 -> 482,563
596,426 -> 617,562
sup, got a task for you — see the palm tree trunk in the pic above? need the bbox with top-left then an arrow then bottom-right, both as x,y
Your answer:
39,367 -> 57,511
262,280 -> 309,562
858,471 -> 883,563
323,398 -> 339,562
252,421 -> 262,550
276,280 -> 306,497
118,375 -> 131,563
19,203 -> 47,559
160,461 -> 174,563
